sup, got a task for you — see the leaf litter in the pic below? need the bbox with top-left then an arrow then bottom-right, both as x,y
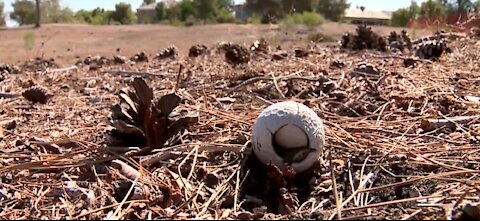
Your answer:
0,25 -> 479,220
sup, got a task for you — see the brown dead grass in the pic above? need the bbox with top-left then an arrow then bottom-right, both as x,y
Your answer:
0,23 -> 432,65
0,23 -> 479,220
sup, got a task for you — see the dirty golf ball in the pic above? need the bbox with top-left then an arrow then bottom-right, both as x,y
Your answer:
251,100 -> 325,173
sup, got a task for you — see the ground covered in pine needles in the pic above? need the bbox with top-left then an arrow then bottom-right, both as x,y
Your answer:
0,26 -> 480,220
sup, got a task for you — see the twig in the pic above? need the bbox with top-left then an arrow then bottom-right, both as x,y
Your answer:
271,72 -> 285,98
329,150 -> 342,220
105,70 -> 170,78
401,209 -> 422,220
0,93 -> 20,99
175,64 -> 184,93
45,66 -> 78,73
341,195 -> 443,212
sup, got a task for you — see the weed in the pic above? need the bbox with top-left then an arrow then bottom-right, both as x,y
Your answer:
23,31 -> 36,58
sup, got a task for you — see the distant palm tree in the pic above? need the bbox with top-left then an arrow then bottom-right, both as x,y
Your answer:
35,0 -> 40,28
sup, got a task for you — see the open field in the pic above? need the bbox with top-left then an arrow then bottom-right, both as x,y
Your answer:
0,23 -> 433,65
0,23 -> 479,220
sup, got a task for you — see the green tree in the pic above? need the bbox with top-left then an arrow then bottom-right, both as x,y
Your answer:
176,0 -> 196,21
419,0 -> 446,18
110,2 -> 136,24
74,9 -> 92,23
0,2 -> 6,26
193,0 -> 234,21
316,0 -> 349,21
10,0 -> 36,25
391,8 -> 413,26
40,0 -> 75,23
282,0 -> 316,13
75,7 -> 111,25
391,1 -> 420,26
245,0 -> 284,22
194,0 -> 217,20
155,2 -> 166,20
144,0 -> 155,5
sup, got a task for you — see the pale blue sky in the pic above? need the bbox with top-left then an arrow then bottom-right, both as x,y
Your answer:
2,0 -> 425,13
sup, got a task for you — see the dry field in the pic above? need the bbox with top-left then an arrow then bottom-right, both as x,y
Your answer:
0,23 -> 432,65
0,23 -> 479,220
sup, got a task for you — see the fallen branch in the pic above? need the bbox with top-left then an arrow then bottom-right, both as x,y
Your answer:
0,93 -> 20,99
420,115 -> 480,132
104,70 -> 172,78
46,66 -> 78,73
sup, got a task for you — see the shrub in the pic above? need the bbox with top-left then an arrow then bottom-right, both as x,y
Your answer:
216,9 -> 235,23
301,12 -> 326,27
283,12 -> 326,28
23,31 -> 36,52
248,13 -> 262,24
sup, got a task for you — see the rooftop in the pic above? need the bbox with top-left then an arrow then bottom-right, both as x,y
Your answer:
138,0 -> 177,10
344,7 -> 392,20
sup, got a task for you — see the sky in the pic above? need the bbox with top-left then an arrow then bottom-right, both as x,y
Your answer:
2,0 -> 424,26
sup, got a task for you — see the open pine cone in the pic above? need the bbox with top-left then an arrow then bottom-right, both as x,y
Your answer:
22,86 -> 52,104
107,77 -> 198,151
224,43 -> 250,66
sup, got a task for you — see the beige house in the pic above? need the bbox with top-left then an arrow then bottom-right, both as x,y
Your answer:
344,7 -> 392,26
137,0 -> 177,24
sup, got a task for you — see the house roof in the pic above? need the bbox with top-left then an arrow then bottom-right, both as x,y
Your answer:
138,0 -> 177,10
344,8 -> 392,20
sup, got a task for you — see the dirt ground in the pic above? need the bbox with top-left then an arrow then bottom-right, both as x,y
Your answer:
0,23 -> 433,66
1,23 -> 479,220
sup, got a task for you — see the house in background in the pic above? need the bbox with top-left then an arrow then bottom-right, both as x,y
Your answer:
137,0 -> 177,24
344,7 -> 392,26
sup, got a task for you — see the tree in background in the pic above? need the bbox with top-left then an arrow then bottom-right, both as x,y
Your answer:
155,2 -> 166,21
40,0 -> 74,23
194,0 -> 218,20
0,2 -> 6,26
110,2 -> 136,24
282,0 -> 316,13
35,0 -> 40,27
143,0 -> 156,5
176,0 -> 196,21
419,0 -> 446,18
391,1 -> 420,26
475,0 -> 480,12
214,0 -> 235,23
245,0 -> 284,23
316,0 -> 349,21
450,0 -> 475,13
193,0 -> 234,22
10,0 -> 36,25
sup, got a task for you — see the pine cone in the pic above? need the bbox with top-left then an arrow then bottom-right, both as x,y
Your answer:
414,39 -> 450,61
22,86 -> 51,104
250,38 -> 269,54
224,43 -> 250,66
339,24 -> 387,52
156,46 -> 178,60
188,44 -> 208,57
107,77 -> 198,152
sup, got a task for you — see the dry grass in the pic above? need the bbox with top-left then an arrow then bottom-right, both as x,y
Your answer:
0,23 -> 479,220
